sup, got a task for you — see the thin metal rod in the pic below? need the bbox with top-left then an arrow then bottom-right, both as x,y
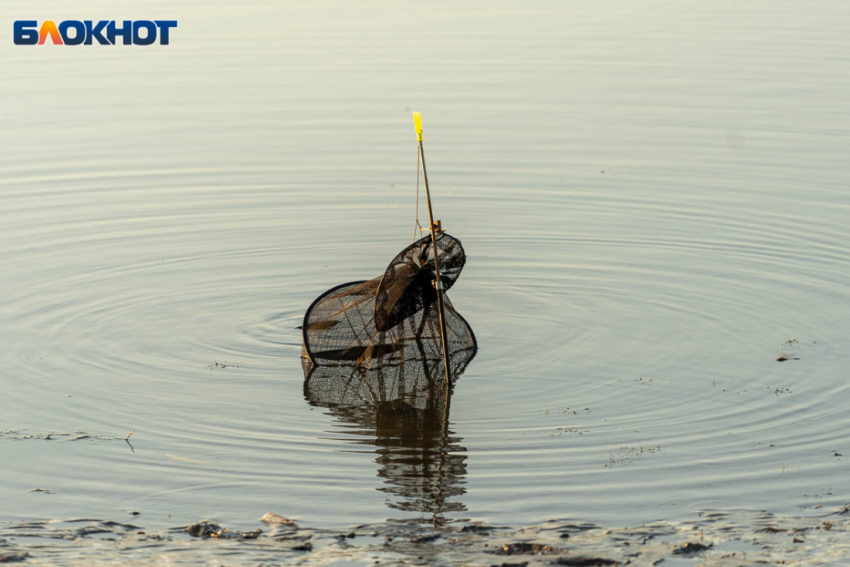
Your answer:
413,145 -> 422,241
417,140 -> 453,388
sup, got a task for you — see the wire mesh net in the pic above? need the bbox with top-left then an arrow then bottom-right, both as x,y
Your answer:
302,340 -> 476,409
301,233 -> 476,368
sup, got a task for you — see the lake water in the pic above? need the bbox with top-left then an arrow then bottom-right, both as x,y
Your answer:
1,0 -> 849,538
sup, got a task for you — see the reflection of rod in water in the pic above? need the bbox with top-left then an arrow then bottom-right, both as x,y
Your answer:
412,309 -> 454,527
413,111 -> 453,388
433,374 -> 452,527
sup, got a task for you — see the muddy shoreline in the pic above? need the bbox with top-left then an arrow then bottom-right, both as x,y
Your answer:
2,506 -> 848,566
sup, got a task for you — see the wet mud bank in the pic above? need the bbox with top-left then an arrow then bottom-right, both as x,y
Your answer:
2,506 -> 849,566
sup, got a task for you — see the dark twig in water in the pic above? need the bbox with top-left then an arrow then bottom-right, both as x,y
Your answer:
776,352 -> 799,362
208,359 -> 243,370
125,430 -> 136,452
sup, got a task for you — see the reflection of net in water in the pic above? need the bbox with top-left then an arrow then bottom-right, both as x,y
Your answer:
302,347 -> 476,525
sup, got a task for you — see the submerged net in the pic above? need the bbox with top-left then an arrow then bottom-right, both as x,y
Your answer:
302,349 -> 474,523
302,341 -> 477,410
301,233 -> 476,368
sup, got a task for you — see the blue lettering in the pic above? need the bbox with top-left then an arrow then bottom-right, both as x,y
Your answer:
133,20 -> 156,45
107,20 -> 132,45
14,19 -> 176,46
13,20 -> 38,45
85,20 -> 109,45
59,20 -> 86,45
154,20 -> 177,45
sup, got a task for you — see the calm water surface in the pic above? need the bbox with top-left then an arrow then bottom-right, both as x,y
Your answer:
1,0 -> 849,533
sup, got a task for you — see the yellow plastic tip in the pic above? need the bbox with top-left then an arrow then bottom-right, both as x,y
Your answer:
412,112 -> 423,142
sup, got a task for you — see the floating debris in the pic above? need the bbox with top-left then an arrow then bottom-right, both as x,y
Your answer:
260,512 -> 298,528
0,551 -> 30,563
603,444 -> 662,467
208,359 -> 243,370
0,428 -> 119,442
673,541 -> 713,555
185,520 -> 261,540
495,542 -> 563,555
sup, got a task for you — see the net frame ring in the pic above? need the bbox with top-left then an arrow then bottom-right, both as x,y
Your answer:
301,280 -> 369,367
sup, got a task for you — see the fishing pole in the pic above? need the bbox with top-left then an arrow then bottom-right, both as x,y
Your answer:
413,112 -> 453,388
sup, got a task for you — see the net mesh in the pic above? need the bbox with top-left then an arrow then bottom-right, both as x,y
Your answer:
302,342 -> 476,409
301,233 -> 475,368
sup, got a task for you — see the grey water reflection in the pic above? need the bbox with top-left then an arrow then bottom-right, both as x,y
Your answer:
302,348 -> 476,526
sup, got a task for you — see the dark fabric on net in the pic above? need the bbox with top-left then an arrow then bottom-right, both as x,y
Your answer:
301,233 -> 476,368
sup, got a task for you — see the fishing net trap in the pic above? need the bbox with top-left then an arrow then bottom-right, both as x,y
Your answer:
301,112 -> 477,388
